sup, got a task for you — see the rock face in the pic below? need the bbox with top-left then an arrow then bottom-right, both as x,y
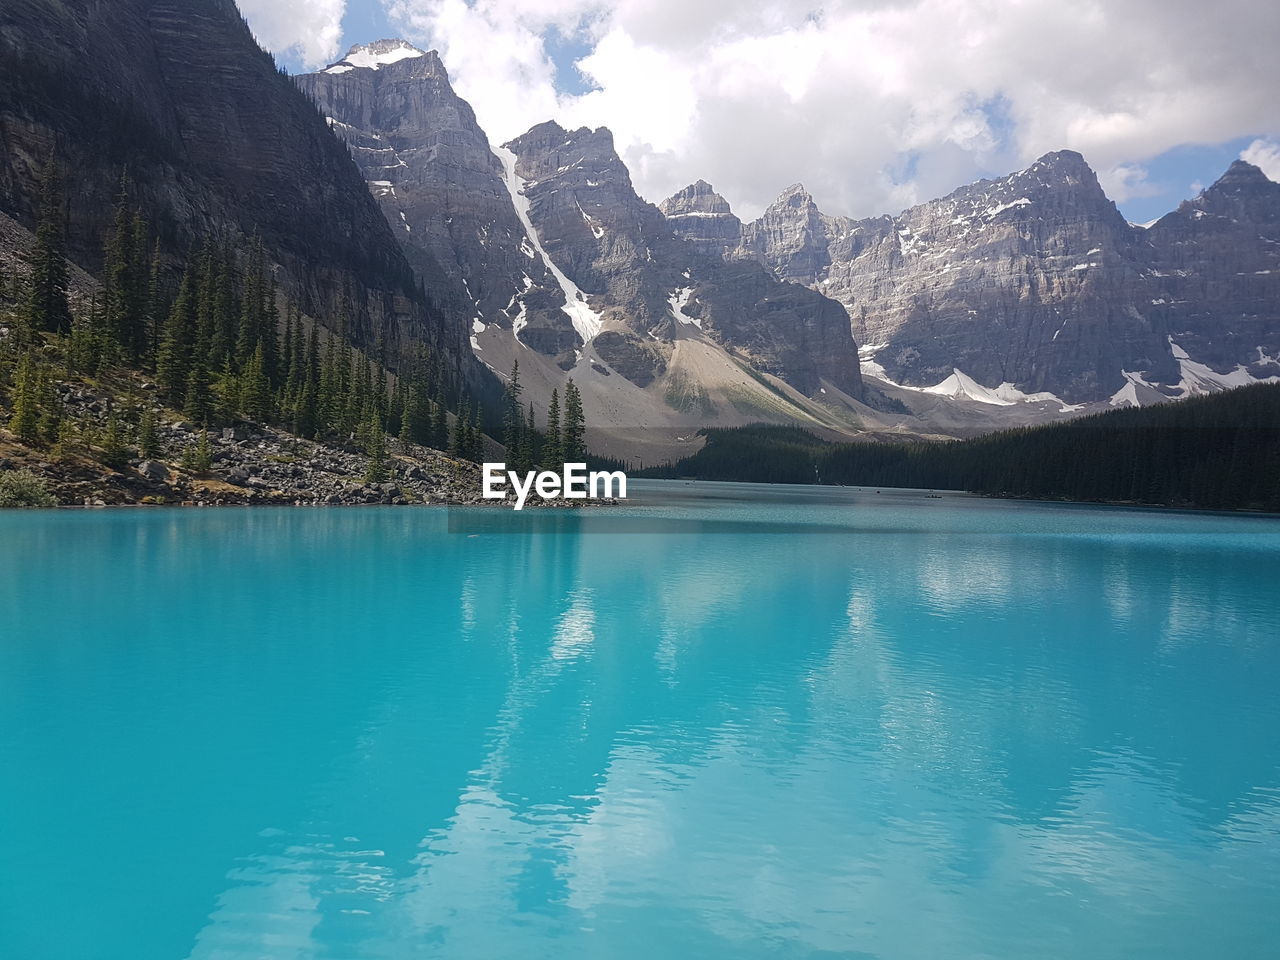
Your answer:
1144,160 -> 1280,381
657,180 -> 743,258
665,153 -> 1280,404
295,43 -> 568,346
502,121 -> 863,397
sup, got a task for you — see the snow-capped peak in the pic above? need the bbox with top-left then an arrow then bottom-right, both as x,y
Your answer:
324,40 -> 426,74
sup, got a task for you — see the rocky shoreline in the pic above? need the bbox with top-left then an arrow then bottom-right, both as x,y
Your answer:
1,380 -> 608,509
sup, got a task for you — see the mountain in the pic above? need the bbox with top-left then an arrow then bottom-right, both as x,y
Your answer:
0,2 -> 474,381
294,42 -> 570,351
665,153 -> 1280,407
658,180 -> 743,257
1144,160 -> 1280,382
299,50 -> 865,460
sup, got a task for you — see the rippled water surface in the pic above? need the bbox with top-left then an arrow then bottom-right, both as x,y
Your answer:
2,482 -> 1280,959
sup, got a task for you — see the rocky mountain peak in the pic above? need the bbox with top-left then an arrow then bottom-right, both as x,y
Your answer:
660,181 -> 742,257
322,39 -> 439,76
997,150 -> 1106,199
504,121 -> 630,189
660,180 -> 735,216
1217,159 -> 1272,186
772,183 -> 818,210
1179,158 -> 1280,225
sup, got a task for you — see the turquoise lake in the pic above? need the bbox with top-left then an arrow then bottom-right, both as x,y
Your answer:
2,481 -> 1279,959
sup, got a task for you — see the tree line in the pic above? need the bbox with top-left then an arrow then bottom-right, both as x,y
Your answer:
641,386 -> 1280,512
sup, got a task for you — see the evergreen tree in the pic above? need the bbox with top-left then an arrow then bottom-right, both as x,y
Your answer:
363,413 -> 389,483
318,334 -> 341,432
100,410 -> 128,469
157,262 -> 198,401
503,359 -> 523,464
236,235 -> 266,365
145,239 -> 164,367
35,371 -> 62,446
239,342 -> 272,422
296,376 -> 319,439
8,352 -> 43,444
212,357 -> 238,426
521,400 -> 537,470
450,399 -> 467,457
544,388 -> 562,465
562,379 -> 585,462
208,248 -> 237,369
183,428 -> 213,476
22,156 -> 72,337
429,398 -> 448,452
138,407 -> 162,459
468,405 -> 484,462
183,362 -> 214,425
100,178 -> 135,355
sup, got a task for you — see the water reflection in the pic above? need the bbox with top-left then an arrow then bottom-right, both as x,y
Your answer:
1,492 -> 1278,959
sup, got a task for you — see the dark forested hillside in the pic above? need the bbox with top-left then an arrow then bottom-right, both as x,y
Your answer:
0,0 -> 487,397
644,385 -> 1280,511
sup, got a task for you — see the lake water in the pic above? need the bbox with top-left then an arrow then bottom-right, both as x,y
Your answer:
2,482 -> 1279,959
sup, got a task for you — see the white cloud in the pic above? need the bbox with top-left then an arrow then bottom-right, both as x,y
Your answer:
239,0 -> 347,69
371,0 -> 1279,221
1098,163 -> 1162,203
1241,139 -> 1280,181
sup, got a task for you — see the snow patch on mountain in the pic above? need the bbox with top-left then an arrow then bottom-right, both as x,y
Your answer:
495,146 -> 602,343
329,41 -> 425,72
859,357 -> 1080,411
1170,337 -> 1279,395
669,287 -> 698,327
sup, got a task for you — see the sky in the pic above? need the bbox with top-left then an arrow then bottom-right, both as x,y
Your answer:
240,0 -> 1280,224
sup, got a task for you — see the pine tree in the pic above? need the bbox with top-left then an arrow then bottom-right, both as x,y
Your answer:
469,405 -> 484,462
8,352 -> 43,444
544,388 -> 562,466
521,400 -> 537,470
157,262 -> 198,402
145,239 -> 164,368
183,363 -> 213,425
208,248 -> 236,369
239,342 -> 272,422
22,156 -> 72,337
213,357 -> 238,426
503,359 -> 523,464
194,240 -> 218,366
36,373 -> 62,446
363,413 -> 389,483
236,235 -> 266,366
450,398 -> 467,457
318,333 -> 340,432
184,428 -> 213,476
562,379 -> 585,462
101,178 -> 135,355
100,410 -> 127,469
138,407 -> 162,459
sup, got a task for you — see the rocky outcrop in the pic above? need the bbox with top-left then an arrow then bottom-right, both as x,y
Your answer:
657,180 -> 742,258
669,152 -> 1280,404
